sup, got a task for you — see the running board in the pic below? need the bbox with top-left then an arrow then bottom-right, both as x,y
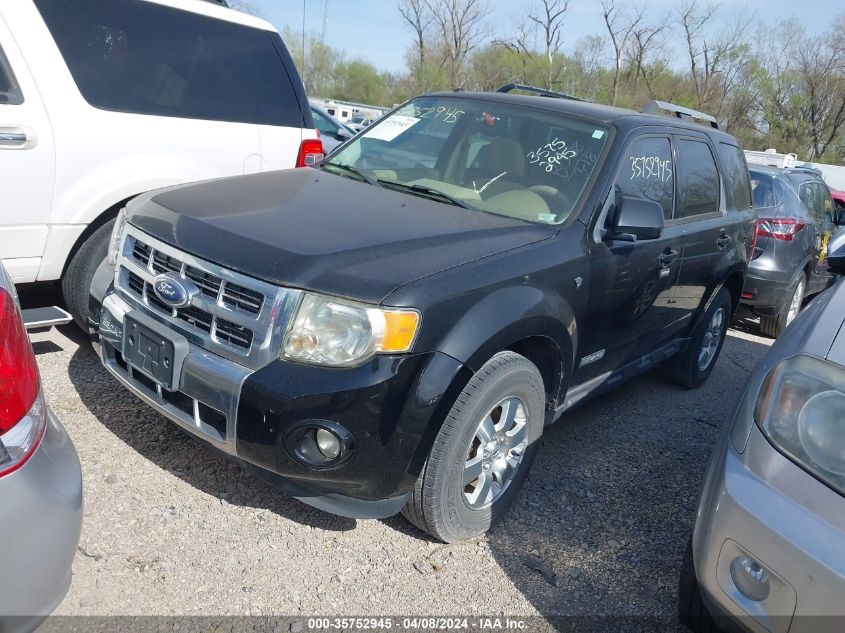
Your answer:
22,306 -> 73,331
552,338 -> 690,423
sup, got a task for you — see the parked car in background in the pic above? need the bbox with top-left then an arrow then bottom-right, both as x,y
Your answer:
832,189 -> 845,219
742,165 -> 842,337
680,245 -> 845,633
310,104 -> 354,153
0,0 -> 319,330
345,115 -> 374,132
89,88 -> 753,543
0,262 -> 82,630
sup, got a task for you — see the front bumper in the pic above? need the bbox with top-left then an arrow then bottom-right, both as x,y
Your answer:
93,292 -> 465,519
693,423 -> 845,633
0,407 -> 83,625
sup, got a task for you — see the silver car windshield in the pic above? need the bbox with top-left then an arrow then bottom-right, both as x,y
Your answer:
326,96 -> 610,225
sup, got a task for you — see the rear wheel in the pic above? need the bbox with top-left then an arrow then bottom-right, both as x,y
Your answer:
62,219 -> 115,331
663,288 -> 731,389
402,351 -> 545,543
760,273 -> 805,339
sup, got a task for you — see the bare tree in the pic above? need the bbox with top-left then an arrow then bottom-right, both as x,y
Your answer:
624,7 -> 669,92
425,0 -> 488,88
602,0 -> 641,105
796,27 -> 845,158
227,0 -> 263,17
527,0 -> 570,89
399,0 -> 433,87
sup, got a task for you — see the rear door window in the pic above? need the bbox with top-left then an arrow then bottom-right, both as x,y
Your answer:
0,44 -> 23,105
800,181 -> 823,220
676,139 -> 720,219
614,135 -> 674,220
717,142 -> 752,211
34,0 -> 304,127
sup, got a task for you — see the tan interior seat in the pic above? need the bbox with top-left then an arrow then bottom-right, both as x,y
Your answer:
473,138 -> 527,180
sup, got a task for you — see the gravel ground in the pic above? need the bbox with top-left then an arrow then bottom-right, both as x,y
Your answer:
22,287 -> 773,627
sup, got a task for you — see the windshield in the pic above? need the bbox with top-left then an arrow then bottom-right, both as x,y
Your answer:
325,96 -> 609,225
348,117 -> 365,124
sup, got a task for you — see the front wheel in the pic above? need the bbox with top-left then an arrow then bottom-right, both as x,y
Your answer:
62,218 -> 115,330
663,288 -> 731,389
402,351 -> 546,542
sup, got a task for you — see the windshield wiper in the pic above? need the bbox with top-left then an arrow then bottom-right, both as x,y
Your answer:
321,161 -> 380,187
377,180 -> 474,210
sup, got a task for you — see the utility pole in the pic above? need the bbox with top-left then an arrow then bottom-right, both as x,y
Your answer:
301,0 -> 306,84
321,0 -> 329,44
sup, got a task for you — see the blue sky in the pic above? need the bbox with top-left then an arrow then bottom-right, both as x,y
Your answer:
254,0 -> 835,74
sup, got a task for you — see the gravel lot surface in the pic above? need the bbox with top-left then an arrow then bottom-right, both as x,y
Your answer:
22,287 -> 773,627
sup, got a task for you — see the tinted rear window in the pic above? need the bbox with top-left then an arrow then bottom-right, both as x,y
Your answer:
0,44 -> 23,105
749,171 -> 786,209
717,143 -> 752,211
676,139 -> 720,218
35,0 -> 304,126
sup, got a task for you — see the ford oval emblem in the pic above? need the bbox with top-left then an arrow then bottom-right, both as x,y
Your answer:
152,273 -> 196,308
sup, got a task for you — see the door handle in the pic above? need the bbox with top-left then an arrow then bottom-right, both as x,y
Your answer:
716,234 -> 731,250
0,127 -> 34,149
658,249 -> 680,267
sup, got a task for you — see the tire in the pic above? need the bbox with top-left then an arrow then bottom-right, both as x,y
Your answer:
62,218 -> 115,331
401,351 -> 546,543
678,538 -> 721,633
759,273 -> 805,339
663,287 -> 731,389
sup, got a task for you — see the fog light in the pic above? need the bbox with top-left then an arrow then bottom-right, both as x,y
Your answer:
315,428 -> 341,459
730,556 -> 771,602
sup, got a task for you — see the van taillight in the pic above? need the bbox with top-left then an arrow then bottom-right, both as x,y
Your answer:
755,217 -> 805,242
0,288 -> 46,476
296,138 -> 324,168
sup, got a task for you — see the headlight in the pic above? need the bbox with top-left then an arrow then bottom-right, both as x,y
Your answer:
755,354 -> 845,494
282,292 -> 420,367
107,208 -> 128,267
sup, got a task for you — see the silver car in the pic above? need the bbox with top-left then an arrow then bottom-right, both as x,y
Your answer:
0,264 -> 83,631
681,245 -> 845,633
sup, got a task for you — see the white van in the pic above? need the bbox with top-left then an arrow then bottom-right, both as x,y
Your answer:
0,0 -> 321,326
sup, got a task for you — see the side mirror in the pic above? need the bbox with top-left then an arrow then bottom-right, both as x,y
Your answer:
336,127 -> 353,140
606,196 -> 664,242
829,245 -> 845,276
835,206 -> 845,226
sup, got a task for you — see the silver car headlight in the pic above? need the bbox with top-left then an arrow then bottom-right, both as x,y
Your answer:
107,208 -> 128,267
282,292 -> 420,367
755,354 -> 845,494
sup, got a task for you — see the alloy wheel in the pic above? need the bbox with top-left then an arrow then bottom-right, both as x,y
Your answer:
698,307 -> 726,371
463,396 -> 530,510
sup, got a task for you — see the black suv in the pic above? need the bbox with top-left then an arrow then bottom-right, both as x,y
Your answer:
89,89 -> 754,542
744,165 -> 843,337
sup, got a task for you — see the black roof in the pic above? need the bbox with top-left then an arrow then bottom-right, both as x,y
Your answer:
427,90 -> 737,143
748,164 -> 822,180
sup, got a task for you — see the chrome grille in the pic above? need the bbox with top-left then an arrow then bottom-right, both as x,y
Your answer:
115,226 -> 299,368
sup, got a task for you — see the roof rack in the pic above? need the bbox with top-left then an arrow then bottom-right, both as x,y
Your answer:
641,100 -> 719,129
496,83 -> 587,103
200,0 -> 229,6
744,148 -> 798,169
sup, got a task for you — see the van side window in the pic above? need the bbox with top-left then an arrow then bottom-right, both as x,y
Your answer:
34,0 -> 303,127
614,136 -> 674,220
717,142 -> 752,211
0,44 -> 23,105
676,139 -> 720,218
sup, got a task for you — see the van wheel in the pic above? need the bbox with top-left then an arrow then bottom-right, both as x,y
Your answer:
663,288 -> 731,389
760,274 -> 805,339
62,219 -> 115,331
401,351 -> 545,543
678,538 -> 721,632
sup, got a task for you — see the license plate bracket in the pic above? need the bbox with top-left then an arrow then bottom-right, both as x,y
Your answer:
122,311 -> 189,392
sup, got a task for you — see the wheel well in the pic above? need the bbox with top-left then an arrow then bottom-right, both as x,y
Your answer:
507,336 -> 565,409
723,271 -> 744,316
60,197 -> 133,278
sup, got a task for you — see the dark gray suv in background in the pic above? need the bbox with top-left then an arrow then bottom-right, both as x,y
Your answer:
742,166 -> 842,337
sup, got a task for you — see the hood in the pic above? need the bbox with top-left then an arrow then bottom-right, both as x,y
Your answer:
126,169 -> 557,303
